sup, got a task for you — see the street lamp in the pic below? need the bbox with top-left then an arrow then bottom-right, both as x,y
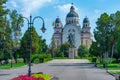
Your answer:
17,15 -> 46,76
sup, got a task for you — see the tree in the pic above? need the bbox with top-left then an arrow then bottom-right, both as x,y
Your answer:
59,43 -> 70,57
89,41 -> 101,57
8,10 -> 24,63
94,11 -> 120,64
115,37 -> 120,62
94,13 -> 111,64
53,43 -> 70,58
20,27 -> 39,63
109,11 -> 120,63
0,0 -> 10,63
78,45 -> 89,58
20,27 -> 48,63
89,41 -> 104,63
0,1 -> 24,64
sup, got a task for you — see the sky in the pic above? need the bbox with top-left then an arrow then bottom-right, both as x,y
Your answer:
6,0 -> 120,45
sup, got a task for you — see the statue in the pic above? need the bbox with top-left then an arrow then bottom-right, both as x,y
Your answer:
68,33 -> 74,47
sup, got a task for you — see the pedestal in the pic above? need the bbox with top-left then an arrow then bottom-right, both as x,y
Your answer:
69,48 -> 74,59
74,48 -> 78,57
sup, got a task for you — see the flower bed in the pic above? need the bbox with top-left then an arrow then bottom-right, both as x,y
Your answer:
11,73 -> 52,80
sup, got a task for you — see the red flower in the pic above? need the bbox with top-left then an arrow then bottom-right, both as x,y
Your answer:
11,74 -> 41,80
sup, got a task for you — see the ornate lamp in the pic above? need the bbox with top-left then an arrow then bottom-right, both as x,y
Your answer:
41,22 -> 46,33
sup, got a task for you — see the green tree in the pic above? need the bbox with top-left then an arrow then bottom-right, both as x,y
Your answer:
94,12 -> 120,64
89,41 -> 104,63
94,13 -> 111,64
53,43 -> 70,58
20,27 -> 48,63
109,11 -> 120,63
0,0 -> 10,63
78,45 -> 89,58
9,10 -> 23,63
20,27 -> 39,63
59,43 -> 70,57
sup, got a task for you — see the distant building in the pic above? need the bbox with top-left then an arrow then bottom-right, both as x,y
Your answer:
52,4 -> 92,49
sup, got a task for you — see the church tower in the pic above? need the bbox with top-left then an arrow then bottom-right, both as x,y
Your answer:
62,4 -> 81,49
52,17 -> 63,47
81,17 -> 92,48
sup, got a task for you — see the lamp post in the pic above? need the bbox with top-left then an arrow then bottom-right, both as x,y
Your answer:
17,15 -> 46,76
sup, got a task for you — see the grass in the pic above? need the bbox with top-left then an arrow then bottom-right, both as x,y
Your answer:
97,63 -> 120,74
110,71 -> 120,74
0,61 -> 27,69
107,64 -> 120,70
98,63 -> 120,70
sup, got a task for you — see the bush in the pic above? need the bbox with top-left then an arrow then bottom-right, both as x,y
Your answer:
31,54 -> 52,63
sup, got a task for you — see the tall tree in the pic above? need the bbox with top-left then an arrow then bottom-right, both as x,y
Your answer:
109,11 -> 120,63
94,13 -> 111,63
20,27 -> 47,63
0,0 -> 10,63
9,10 -> 23,63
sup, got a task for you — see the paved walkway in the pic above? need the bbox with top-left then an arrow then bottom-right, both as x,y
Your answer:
0,59 -> 115,80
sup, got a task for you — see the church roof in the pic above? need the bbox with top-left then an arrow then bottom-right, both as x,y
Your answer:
55,17 -> 61,23
83,17 -> 89,23
66,5 -> 79,18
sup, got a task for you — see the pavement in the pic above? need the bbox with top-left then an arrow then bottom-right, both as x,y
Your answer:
0,59 -> 115,80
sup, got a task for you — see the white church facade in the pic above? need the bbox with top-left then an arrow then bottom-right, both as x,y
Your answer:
52,4 -> 92,58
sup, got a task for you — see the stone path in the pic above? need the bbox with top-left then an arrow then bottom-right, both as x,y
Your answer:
0,59 -> 115,80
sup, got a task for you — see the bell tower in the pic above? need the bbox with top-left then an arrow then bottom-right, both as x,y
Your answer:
52,17 -> 63,47
81,16 -> 92,48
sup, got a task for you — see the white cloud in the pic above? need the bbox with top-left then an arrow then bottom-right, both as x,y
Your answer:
7,0 -> 54,17
56,3 -> 79,14
21,0 -> 53,17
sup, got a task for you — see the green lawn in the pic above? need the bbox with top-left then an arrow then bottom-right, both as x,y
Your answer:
110,71 -> 120,74
98,63 -> 120,70
0,61 -> 27,69
97,63 -> 120,74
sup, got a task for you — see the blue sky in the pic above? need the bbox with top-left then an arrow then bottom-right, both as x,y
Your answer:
6,0 -> 120,45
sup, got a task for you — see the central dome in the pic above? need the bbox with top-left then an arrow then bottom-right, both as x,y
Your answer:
66,5 -> 79,18
66,4 -> 79,24
66,11 -> 79,18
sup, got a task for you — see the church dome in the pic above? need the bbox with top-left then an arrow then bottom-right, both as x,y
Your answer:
66,4 -> 79,24
66,11 -> 79,18
55,17 -> 61,23
66,5 -> 79,18
54,17 -> 63,28
83,17 -> 89,23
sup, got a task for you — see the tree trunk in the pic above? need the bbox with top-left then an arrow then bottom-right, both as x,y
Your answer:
110,44 -> 115,64
106,51 -> 109,64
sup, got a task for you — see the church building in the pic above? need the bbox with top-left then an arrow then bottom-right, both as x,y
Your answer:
52,4 -> 92,58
